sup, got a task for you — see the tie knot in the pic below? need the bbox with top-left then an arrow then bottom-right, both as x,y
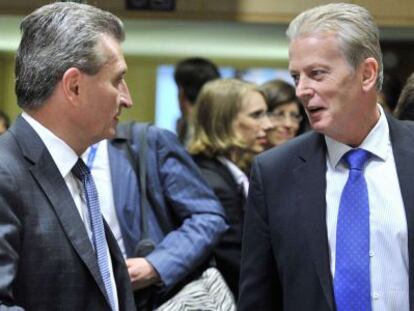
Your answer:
72,158 -> 90,181
342,148 -> 371,171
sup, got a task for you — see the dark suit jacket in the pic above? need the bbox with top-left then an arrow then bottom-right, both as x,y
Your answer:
0,116 -> 135,310
238,116 -> 414,311
193,154 -> 245,298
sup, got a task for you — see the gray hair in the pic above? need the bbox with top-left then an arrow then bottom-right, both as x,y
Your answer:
15,2 -> 125,109
286,3 -> 383,91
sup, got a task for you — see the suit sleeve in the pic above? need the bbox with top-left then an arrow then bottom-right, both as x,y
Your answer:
0,163 -> 25,310
144,128 -> 229,288
238,158 -> 282,311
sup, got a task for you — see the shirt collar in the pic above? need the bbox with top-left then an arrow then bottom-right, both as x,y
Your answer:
217,156 -> 248,183
22,112 -> 79,178
325,105 -> 390,168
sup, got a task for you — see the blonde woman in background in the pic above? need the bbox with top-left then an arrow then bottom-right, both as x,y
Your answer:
188,78 -> 273,297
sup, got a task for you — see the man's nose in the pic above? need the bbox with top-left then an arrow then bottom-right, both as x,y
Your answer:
120,80 -> 133,108
295,76 -> 313,100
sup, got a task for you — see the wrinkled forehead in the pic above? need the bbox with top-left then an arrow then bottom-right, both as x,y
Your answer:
288,33 -> 347,67
289,31 -> 340,50
289,33 -> 337,55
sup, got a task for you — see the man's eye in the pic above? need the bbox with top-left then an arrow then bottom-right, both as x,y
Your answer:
114,77 -> 124,86
291,74 -> 299,86
312,70 -> 325,79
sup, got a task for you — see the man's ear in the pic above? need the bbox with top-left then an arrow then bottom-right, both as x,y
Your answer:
61,67 -> 82,105
361,57 -> 378,92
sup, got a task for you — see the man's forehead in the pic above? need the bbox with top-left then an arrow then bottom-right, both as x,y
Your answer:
289,32 -> 339,48
97,34 -> 127,69
288,34 -> 342,61
97,34 -> 123,57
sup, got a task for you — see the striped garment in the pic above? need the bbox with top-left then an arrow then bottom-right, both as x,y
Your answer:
156,268 -> 236,311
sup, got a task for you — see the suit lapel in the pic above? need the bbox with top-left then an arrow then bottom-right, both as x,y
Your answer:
293,133 -> 335,311
293,117 -> 414,311
12,116 -> 109,302
388,117 -> 414,310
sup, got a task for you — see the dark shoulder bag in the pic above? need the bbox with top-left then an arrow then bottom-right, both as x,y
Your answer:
117,122 -> 171,257
117,122 -> 171,311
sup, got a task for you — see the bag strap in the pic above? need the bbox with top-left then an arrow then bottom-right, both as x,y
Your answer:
136,122 -> 150,239
121,122 -> 172,236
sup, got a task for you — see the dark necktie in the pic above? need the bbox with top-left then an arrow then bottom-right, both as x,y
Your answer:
334,148 -> 371,311
72,158 -> 116,311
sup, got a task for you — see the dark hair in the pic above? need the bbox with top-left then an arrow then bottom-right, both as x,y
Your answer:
380,73 -> 402,112
0,110 -> 10,129
259,79 -> 308,135
174,57 -> 220,104
395,73 -> 414,121
15,2 -> 125,109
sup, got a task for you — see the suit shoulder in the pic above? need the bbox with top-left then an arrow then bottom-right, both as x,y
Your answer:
256,131 -> 322,169
387,115 -> 414,145
147,125 -> 177,141
146,125 -> 184,150
396,119 -> 414,131
0,131 -> 22,165
0,133 -> 23,193
193,155 -> 232,186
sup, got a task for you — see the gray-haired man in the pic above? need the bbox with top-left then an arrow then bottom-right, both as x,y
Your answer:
0,2 -> 135,310
239,3 -> 413,310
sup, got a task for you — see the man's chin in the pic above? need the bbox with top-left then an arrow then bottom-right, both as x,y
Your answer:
309,119 -> 329,134
98,127 -> 117,141
106,128 -> 117,139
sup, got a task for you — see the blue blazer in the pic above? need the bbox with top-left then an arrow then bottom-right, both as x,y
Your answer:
108,124 -> 228,289
0,116 -> 135,311
238,115 -> 414,311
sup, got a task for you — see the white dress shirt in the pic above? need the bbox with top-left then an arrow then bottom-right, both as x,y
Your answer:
217,156 -> 249,198
83,140 -> 127,258
22,112 -> 119,311
325,106 -> 409,310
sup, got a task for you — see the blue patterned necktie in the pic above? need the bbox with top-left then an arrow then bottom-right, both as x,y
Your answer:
72,158 -> 116,311
334,148 -> 371,311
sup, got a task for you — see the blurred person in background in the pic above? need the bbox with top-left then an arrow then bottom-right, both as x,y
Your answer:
378,72 -> 402,114
174,57 -> 220,145
259,79 -> 308,148
188,78 -> 273,297
394,72 -> 414,120
84,123 -> 228,310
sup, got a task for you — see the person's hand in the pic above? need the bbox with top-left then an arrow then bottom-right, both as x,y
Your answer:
125,257 -> 161,290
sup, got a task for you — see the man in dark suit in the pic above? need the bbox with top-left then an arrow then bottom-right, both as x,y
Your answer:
238,3 -> 413,311
0,2 -> 135,310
